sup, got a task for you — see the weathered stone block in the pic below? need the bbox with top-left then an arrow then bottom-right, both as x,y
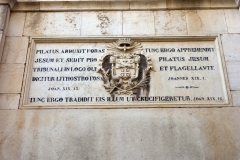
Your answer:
154,11 -> 187,35
221,34 -> 240,61
0,64 -> 24,93
0,0 -> 16,9
224,9 -> 240,33
236,0 -> 240,6
1,37 -> 29,63
81,12 -> 122,35
123,11 -> 155,35
232,91 -> 240,106
186,10 -> 227,34
0,31 -> 5,60
0,5 -> 9,31
0,94 -> 20,109
226,61 -> 240,90
23,12 -> 81,36
6,12 -> 26,36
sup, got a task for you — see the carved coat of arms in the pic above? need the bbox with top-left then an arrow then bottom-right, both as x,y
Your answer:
97,38 -> 153,98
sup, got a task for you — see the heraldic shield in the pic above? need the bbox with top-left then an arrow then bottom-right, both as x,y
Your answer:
97,38 -> 153,98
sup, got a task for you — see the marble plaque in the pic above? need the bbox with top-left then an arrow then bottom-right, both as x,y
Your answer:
21,37 -> 230,108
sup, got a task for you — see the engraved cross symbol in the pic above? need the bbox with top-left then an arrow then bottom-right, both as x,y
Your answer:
120,68 -> 131,78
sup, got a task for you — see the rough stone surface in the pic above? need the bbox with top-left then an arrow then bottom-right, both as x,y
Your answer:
81,12 -> 122,35
0,108 -> 240,160
123,11 -> 155,35
211,0 -> 237,8
224,9 -> 240,33
221,34 -> 240,61
0,94 -> 20,109
40,2 -> 129,11
236,0 -> 240,6
226,61 -> 240,90
0,5 -> 9,31
23,12 -> 81,36
130,1 -> 166,9
166,0 -> 211,9
6,12 -> 26,36
186,10 -> 227,34
0,64 -> 24,93
12,2 -> 40,11
1,37 -> 29,63
0,0 -> 16,9
10,0 -> 239,11
154,11 -> 187,35
0,5 -> 9,60
0,31 -> 5,61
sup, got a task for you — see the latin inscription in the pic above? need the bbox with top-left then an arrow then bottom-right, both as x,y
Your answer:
24,39 -> 229,107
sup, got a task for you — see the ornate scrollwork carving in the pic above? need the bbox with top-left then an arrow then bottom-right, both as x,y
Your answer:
97,38 -> 154,97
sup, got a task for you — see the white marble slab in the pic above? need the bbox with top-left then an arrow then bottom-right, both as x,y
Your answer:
21,37 -> 230,108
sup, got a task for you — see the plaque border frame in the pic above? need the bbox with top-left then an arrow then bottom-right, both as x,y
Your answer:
20,35 -> 232,109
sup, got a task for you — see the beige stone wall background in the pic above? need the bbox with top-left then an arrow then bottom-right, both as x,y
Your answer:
0,0 -> 240,159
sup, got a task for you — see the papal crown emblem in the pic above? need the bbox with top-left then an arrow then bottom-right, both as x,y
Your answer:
116,38 -> 133,47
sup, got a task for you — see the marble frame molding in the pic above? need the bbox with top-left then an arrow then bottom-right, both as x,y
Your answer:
20,35 -> 231,109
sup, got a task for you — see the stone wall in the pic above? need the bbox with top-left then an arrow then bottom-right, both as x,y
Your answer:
0,0 -> 240,159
